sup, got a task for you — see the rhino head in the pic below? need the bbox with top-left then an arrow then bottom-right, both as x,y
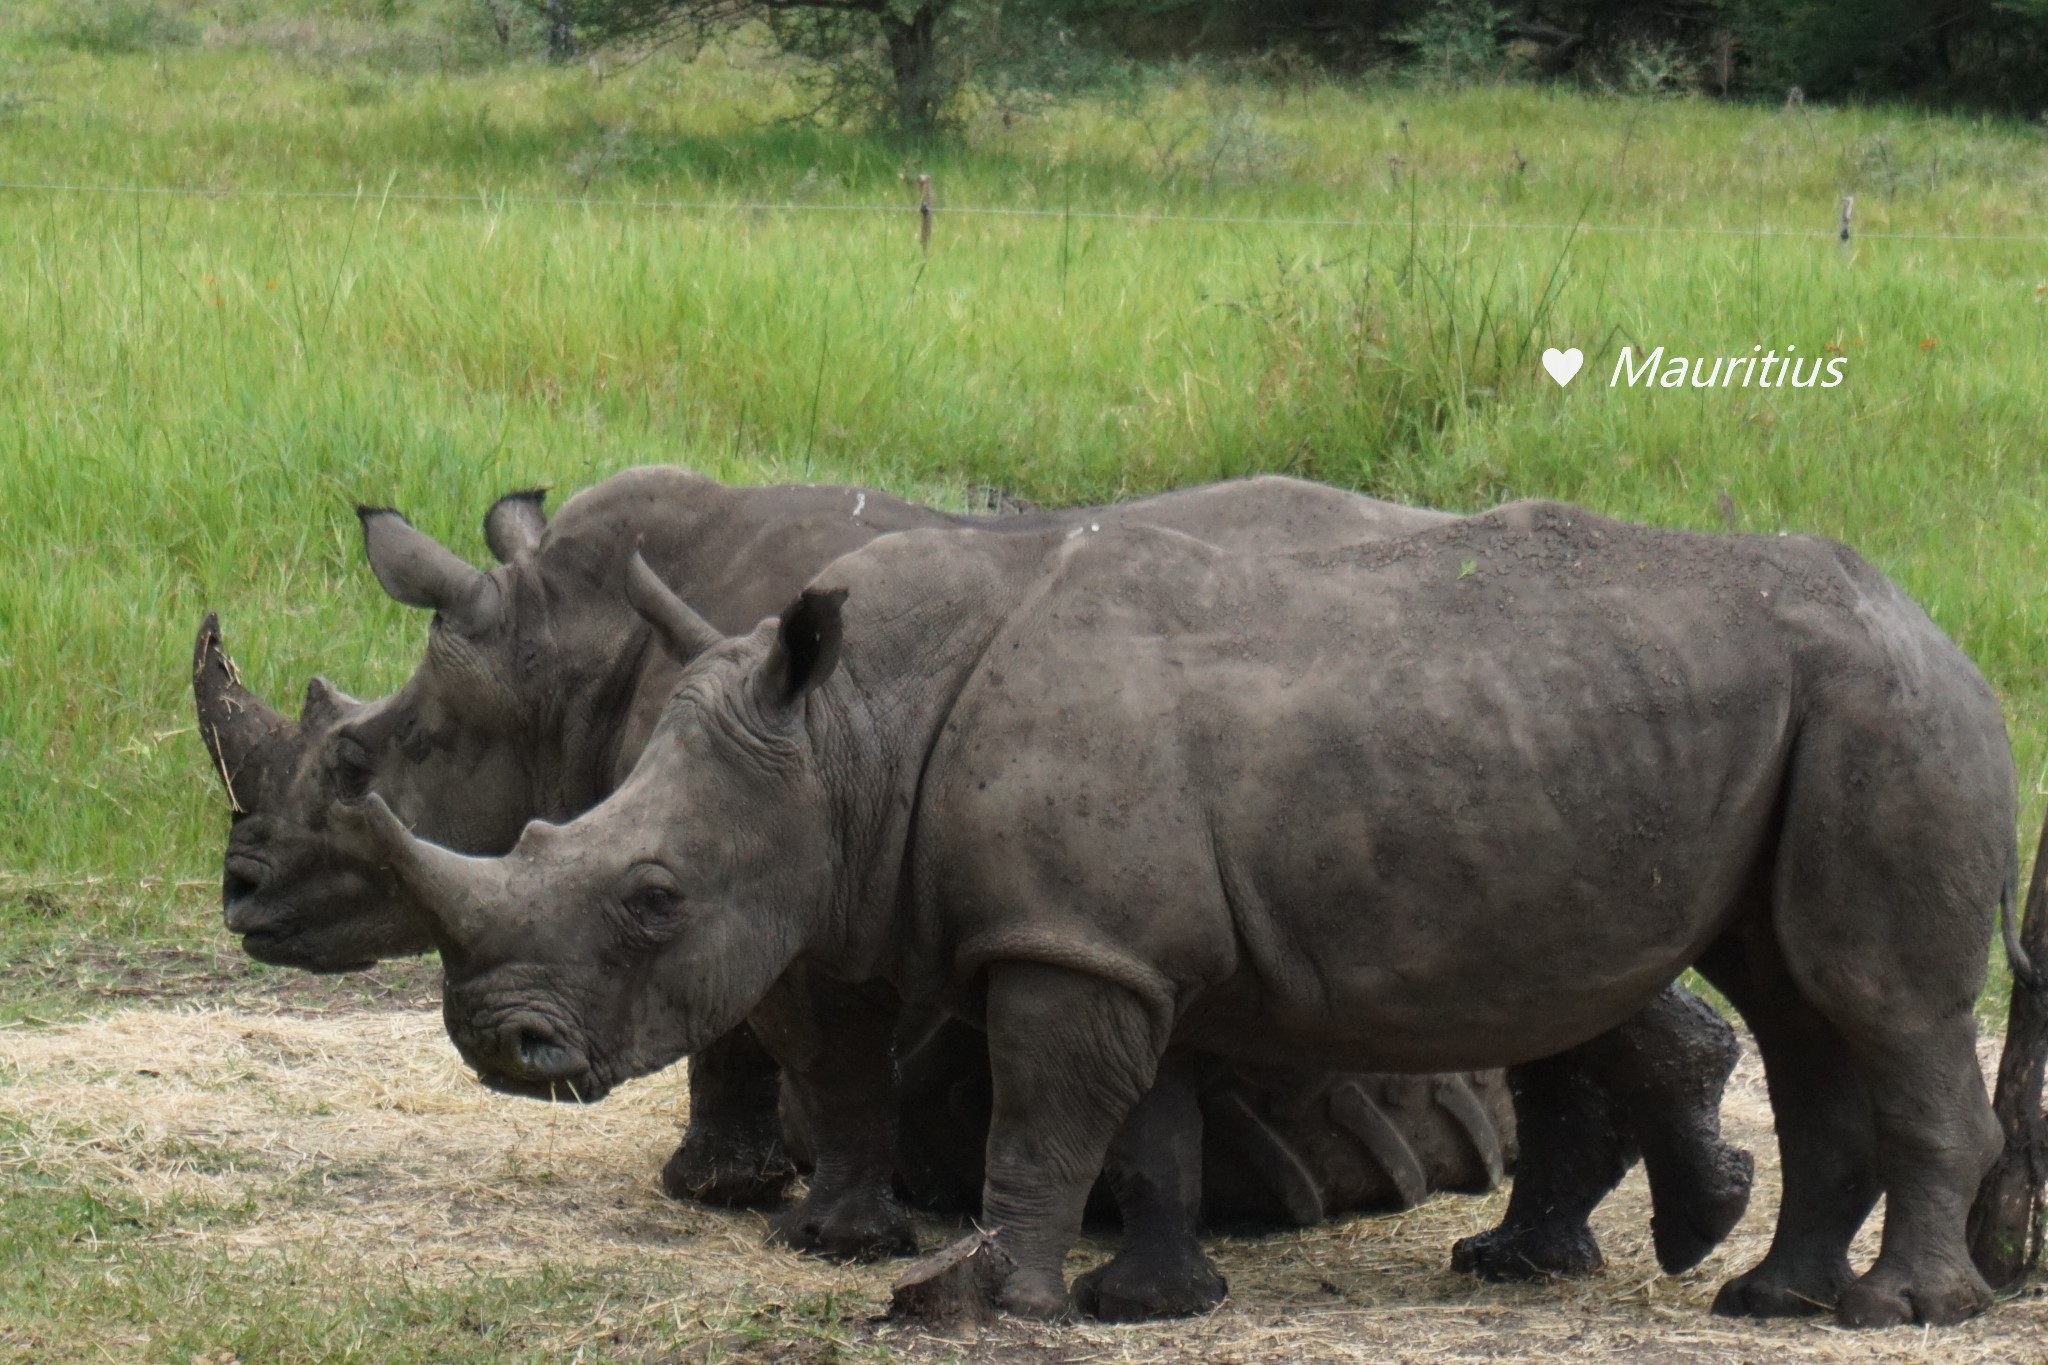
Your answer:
195,489 -> 568,970
348,555 -> 848,1100
193,612 -> 404,971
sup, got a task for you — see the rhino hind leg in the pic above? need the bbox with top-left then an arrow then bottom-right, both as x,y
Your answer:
661,1023 -> 797,1208
1698,939 -> 1876,1318
1718,823 -> 2003,1328
1072,1052 -> 1229,1322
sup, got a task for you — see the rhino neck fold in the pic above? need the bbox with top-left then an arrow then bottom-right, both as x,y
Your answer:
802,610 -> 1010,993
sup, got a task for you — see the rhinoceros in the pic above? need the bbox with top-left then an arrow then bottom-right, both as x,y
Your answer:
193,470 -> 1747,1306
356,501 -> 2018,1327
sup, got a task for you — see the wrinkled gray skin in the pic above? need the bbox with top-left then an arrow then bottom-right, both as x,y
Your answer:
193,470 -> 1750,1301
364,502 -> 2016,1328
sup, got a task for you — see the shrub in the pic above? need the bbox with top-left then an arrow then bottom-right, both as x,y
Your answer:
39,0 -> 200,53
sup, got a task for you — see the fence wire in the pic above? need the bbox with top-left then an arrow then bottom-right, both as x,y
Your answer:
2,177 -> 2045,243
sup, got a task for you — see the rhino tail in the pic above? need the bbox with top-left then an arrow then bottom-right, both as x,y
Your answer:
1329,1081 -> 1429,1210
2003,838 -> 2045,1000
1205,1090 -> 1327,1227
1431,1075 -> 1508,1190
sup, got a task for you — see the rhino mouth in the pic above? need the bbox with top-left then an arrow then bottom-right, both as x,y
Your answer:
235,923 -> 379,975
477,1070 -> 612,1104
448,1008 -> 610,1102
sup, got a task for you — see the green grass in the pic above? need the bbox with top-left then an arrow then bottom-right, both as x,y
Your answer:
0,1170 -> 872,1363
0,20 -> 2043,1355
0,19 -> 2042,966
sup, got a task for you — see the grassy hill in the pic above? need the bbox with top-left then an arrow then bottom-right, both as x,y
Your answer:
0,12 -> 2042,966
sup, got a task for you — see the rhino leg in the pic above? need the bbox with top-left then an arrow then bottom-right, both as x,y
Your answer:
981,962 -> 1164,1321
750,972 -> 917,1261
892,1018 -> 995,1215
1452,1053 -> 1627,1280
1072,1051 -> 1228,1322
1453,982 -> 1753,1281
661,1022 -> 797,1208
1698,934 -> 1876,1318
1727,854 -> 1999,1327
1601,985 -> 1753,1275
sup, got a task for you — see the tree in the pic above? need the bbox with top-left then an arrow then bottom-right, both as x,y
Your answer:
544,0 -> 960,131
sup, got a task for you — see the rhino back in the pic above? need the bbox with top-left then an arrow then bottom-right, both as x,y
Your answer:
892,502 -> 2005,1074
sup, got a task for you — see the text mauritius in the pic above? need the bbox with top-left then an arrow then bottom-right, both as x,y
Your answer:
1611,346 -> 1846,389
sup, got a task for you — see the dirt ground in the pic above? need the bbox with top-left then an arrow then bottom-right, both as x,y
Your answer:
3,992 -> 2045,1364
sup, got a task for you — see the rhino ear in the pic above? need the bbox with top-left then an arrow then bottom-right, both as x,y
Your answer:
300,676 -> 359,729
625,551 -> 724,665
358,506 -> 499,634
756,588 -> 847,713
482,487 -> 549,565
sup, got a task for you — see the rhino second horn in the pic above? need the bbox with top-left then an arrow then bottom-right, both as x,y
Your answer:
625,551 -> 725,664
300,676 -> 359,728
192,612 -> 290,813
359,793 -> 505,950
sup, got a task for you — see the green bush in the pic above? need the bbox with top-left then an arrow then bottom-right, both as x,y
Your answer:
39,0 -> 201,52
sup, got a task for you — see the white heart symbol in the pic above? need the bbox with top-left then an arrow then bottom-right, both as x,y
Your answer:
1542,347 -> 1584,387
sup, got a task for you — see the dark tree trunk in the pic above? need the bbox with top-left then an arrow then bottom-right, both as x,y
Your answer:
1968,811 -> 2048,1288
880,2 -> 945,133
546,0 -> 578,61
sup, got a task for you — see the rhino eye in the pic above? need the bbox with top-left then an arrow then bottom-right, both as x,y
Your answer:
621,869 -> 685,928
332,738 -> 373,801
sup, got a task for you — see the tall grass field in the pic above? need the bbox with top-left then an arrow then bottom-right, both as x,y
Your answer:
2,8 -> 2048,1361
0,12 -> 2044,972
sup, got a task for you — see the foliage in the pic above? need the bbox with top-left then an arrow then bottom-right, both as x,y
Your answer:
0,38 -> 2040,987
1391,0 -> 1512,85
37,0 -> 199,52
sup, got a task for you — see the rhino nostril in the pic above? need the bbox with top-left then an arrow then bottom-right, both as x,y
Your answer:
223,854 -> 268,905
515,1027 -> 550,1065
508,1022 -> 583,1081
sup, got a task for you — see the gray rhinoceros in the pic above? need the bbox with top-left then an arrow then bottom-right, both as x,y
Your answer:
193,470 -> 1747,1307
358,501 -> 2018,1328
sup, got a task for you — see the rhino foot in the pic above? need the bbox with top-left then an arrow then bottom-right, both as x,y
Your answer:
660,1132 -> 796,1209
1451,1219 -> 1603,1281
1835,1262 -> 1993,1328
769,1185 -> 917,1261
1711,1255 -> 1849,1318
1649,1142 -> 1754,1275
1072,1249 -> 1227,1322
996,1269 -> 1076,1322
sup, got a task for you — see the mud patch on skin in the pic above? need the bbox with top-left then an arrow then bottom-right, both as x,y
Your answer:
1,1008 -> 2041,1362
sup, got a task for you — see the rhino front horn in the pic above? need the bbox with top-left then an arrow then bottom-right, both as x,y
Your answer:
192,612 -> 291,814
354,793 -> 506,950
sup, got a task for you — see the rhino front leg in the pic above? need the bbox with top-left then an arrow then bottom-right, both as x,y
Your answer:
1597,984 -> 1753,1275
1453,1051 -> 1630,1280
661,1022 -> 797,1208
1071,1050 -> 1228,1322
981,962 -> 1166,1320
749,970 -> 917,1261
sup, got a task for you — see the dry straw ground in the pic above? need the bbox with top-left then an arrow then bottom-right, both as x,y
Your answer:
3,992 -> 2046,1363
